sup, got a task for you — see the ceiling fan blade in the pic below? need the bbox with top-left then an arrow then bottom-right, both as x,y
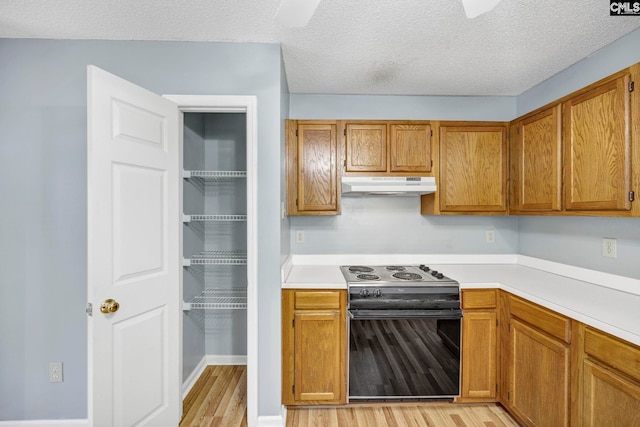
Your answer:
461,0 -> 503,18
275,0 -> 322,27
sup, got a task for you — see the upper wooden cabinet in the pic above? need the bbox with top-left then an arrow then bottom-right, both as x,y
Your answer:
344,122 -> 432,175
563,73 -> 632,212
286,120 -> 340,215
510,105 -> 562,212
439,123 -> 508,213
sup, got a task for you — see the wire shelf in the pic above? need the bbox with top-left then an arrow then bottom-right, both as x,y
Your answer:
183,214 -> 247,223
188,288 -> 247,310
183,170 -> 247,180
183,250 -> 247,266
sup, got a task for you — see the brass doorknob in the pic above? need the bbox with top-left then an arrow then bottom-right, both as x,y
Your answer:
100,299 -> 120,314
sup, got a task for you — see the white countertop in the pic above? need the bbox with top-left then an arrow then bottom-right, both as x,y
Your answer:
282,254 -> 640,347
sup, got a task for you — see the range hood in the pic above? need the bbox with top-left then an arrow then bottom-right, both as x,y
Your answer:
341,176 -> 437,196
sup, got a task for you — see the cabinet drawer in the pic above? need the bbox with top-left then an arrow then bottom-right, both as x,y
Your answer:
509,295 -> 571,343
584,327 -> 640,382
462,289 -> 497,309
294,290 -> 342,310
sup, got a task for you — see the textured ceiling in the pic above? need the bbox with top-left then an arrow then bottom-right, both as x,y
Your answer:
2,0 -> 640,96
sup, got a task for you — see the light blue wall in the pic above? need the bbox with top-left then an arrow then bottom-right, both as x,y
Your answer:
515,27 -> 640,280
290,94 -> 516,121
0,39 -> 283,421
281,55 -> 291,265
518,28 -> 640,115
291,197 -> 518,254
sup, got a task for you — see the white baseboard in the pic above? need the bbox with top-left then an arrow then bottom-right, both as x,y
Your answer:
182,354 -> 248,399
257,415 -> 284,427
182,355 -> 208,399
206,354 -> 247,365
0,421 -> 88,427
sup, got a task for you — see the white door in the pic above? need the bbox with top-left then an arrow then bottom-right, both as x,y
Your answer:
87,66 -> 181,426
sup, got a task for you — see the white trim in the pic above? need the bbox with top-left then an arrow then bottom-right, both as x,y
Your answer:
517,255 -> 640,295
163,94 -> 259,427
257,416 -> 284,427
0,421 -> 88,427
206,354 -> 248,365
182,355 -> 208,399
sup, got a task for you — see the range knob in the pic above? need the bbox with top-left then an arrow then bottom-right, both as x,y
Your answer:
436,273 -> 445,279
359,289 -> 370,298
419,264 -> 431,272
431,270 -> 439,276
373,289 -> 382,298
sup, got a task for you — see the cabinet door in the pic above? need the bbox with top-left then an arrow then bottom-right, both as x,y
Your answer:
293,311 -> 343,403
582,359 -> 640,427
440,125 -> 507,212
461,311 -> 497,400
389,124 -> 432,173
563,74 -> 632,211
345,123 -> 387,172
288,122 -> 339,214
513,105 -> 562,212
508,318 -> 570,427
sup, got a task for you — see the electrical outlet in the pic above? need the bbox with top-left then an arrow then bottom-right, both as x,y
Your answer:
295,230 -> 305,244
486,230 -> 496,243
49,361 -> 63,383
602,238 -> 617,258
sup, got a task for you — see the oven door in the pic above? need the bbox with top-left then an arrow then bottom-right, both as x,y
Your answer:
348,309 -> 462,401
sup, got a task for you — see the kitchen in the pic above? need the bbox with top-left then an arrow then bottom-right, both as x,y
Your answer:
1,1 -> 640,426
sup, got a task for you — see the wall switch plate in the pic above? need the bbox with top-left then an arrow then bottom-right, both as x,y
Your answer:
486,230 -> 496,243
295,230 -> 304,244
602,238 -> 617,258
281,202 -> 286,221
49,361 -> 63,383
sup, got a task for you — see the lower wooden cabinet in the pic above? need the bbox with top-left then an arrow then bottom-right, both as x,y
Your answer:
460,289 -> 498,402
508,318 -> 570,427
281,289 -> 347,405
503,294 -> 572,427
580,326 -> 640,427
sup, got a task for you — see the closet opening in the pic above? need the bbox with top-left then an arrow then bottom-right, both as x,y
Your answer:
165,95 -> 258,426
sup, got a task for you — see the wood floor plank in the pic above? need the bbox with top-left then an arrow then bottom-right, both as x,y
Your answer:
286,403 -> 520,427
180,365 -> 247,427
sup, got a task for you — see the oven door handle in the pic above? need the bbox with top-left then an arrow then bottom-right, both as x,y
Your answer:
347,309 -> 463,320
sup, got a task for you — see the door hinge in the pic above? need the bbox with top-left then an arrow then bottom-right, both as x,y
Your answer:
430,130 -> 433,137
496,318 -> 498,326
508,323 -> 511,332
292,385 -> 295,394
295,129 -> 298,137
344,128 -> 347,136
629,81 -> 635,92
496,383 -> 499,393
508,391 -> 510,401
292,318 -> 295,327
630,191 -> 635,202
430,160 -> 433,167
86,303 -> 93,316
295,199 -> 298,207
344,159 -> 347,167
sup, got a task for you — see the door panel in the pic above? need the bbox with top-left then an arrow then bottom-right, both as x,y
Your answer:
88,65 -> 180,426
345,123 -> 387,172
390,124 -> 432,173
564,75 -> 631,211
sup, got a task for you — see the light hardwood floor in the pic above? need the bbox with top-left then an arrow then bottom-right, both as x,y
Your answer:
182,365 -> 519,427
181,365 -> 247,427
286,403 -> 520,427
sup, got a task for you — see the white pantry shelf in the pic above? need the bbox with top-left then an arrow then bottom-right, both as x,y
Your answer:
183,170 -> 247,180
183,250 -> 247,266
183,288 -> 247,310
183,214 -> 247,223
